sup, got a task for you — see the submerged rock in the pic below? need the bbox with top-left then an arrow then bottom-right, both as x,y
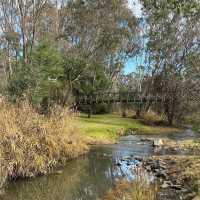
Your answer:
140,138 -> 152,142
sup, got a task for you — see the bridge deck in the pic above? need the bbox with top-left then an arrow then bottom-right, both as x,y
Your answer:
76,92 -> 200,105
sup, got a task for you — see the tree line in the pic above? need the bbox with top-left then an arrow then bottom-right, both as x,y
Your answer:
0,0 -> 199,124
0,0 -> 140,108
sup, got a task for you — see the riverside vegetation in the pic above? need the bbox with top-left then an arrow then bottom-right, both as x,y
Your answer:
0,0 -> 199,199
0,99 -> 181,190
0,98 -> 88,188
102,169 -> 158,200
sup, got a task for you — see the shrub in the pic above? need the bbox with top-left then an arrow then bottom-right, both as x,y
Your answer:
0,98 -> 88,187
141,111 -> 165,126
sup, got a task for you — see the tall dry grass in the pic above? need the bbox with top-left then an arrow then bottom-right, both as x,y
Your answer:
0,98 -> 88,187
103,168 -> 157,200
141,111 -> 165,126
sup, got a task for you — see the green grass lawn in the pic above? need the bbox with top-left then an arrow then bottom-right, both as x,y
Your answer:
77,114 -> 180,143
185,114 -> 200,132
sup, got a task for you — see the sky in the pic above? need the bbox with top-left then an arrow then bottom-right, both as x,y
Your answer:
124,0 -> 143,74
128,0 -> 143,18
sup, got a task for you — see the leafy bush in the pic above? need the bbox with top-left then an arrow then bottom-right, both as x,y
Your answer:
78,103 -> 112,115
7,40 -> 64,110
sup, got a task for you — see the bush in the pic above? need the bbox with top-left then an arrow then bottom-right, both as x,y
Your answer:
78,103 -> 111,115
0,98 -> 88,187
141,111 -> 165,126
92,103 -> 111,114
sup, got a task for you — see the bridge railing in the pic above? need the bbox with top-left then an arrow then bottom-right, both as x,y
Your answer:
76,91 -> 200,105
76,92 -> 166,105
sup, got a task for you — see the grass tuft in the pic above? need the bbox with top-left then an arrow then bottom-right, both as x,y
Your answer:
102,168 -> 157,200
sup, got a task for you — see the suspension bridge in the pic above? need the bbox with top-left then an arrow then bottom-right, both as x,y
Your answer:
75,91 -> 200,105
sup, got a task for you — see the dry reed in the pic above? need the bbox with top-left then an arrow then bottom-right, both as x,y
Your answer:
103,168 -> 157,200
0,98 -> 88,187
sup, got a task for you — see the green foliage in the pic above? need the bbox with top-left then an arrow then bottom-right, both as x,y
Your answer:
142,0 -> 200,17
74,63 -> 111,95
7,40 -> 64,109
2,0 -> 140,112
29,41 -> 64,106
140,0 -> 200,124
7,63 -> 31,101
7,39 -> 112,110
79,103 -> 112,114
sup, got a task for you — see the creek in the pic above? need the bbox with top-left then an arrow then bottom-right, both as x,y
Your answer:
1,129 -> 199,200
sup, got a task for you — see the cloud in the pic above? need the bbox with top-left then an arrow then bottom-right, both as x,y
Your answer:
127,0 -> 143,18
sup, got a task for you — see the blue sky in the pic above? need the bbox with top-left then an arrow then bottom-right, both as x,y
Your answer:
124,0 -> 143,74
124,58 -> 138,74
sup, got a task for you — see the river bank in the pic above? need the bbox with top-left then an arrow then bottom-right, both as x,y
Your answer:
1,104 -> 199,200
101,132 -> 200,200
2,130 -> 200,200
0,100 -> 88,189
0,106 -> 180,190
78,114 -> 180,144
144,155 -> 200,200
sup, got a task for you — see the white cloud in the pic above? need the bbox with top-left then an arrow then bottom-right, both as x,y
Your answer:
127,0 -> 143,18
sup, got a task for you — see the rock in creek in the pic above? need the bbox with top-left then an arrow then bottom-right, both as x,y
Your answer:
153,139 -> 164,147
161,181 -> 173,189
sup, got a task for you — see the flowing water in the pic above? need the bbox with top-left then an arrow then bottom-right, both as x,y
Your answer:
1,129 -> 199,200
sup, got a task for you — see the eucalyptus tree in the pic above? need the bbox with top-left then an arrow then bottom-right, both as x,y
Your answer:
0,0 -> 48,81
140,0 -> 200,124
4,0 -> 141,111
57,0 -> 140,94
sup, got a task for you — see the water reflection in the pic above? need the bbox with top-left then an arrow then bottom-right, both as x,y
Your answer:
2,130 -> 197,200
2,137 -> 153,200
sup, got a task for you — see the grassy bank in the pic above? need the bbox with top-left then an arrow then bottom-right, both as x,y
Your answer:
78,114 -> 180,143
0,99 -> 88,188
185,114 -> 200,132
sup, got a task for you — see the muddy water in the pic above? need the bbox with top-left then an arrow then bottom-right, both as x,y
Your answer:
1,130 -> 199,200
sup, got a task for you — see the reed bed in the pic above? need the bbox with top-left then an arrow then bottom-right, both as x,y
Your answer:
0,99 -> 88,187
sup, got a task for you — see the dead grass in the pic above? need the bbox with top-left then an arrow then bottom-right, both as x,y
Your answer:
140,111 -> 165,126
102,169 -> 157,200
0,99 -> 88,187
179,156 -> 200,195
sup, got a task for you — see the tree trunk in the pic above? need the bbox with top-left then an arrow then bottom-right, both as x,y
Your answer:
87,105 -> 92,118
